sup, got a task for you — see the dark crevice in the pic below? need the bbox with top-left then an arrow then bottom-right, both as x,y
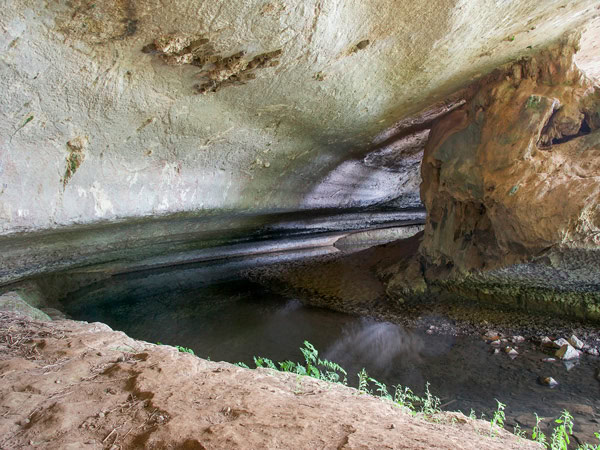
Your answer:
538,110 -> 592,148
550,117 -> 592,145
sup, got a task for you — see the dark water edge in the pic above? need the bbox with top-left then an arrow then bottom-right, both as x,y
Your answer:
63,268 -> 600,445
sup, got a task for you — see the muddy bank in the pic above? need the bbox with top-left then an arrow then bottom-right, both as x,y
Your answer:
0,311 -> 537,449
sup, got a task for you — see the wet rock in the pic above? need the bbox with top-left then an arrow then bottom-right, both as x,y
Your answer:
568,335 -> 584,350
586,348 -> 599,356
556,344 -> 580,360
554,338 -> 569,349
563,360 -> 579,371
541,336 -> 554,347
485,330 -> 500,340
505,347 -> 519,359
490,339 -> 502,347
556,403 -> 594,416
511,335 -> 525,344
538,376 -> 559,388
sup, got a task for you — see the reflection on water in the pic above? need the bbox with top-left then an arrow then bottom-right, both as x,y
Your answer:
63,264 -> 600,443
324,321 -> 426,375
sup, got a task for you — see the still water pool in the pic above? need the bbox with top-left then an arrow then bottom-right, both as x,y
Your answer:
62,259 -> 600,444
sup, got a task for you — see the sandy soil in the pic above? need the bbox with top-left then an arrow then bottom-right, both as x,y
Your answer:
0,311 -> 538,449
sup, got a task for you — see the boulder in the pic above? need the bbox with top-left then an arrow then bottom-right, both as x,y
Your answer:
568,335 -> 584,350
555,344 -> 580,360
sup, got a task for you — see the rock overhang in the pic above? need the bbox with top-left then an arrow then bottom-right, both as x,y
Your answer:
1,0 -> 599,233
1,0 -> 600,287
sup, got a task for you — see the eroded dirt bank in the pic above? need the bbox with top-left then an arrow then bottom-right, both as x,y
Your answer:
0,311 -> 537,449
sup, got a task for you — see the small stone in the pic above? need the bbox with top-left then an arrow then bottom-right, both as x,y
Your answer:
554,338 -> 569,348
55,379 -> 61,384
511,335 -> 525,344
263,161 -> 270,168
556,344 -> 580,360
491,348 -> 500,355
587,348 -> 600,356
389,423 -> 396,429
540,336 -> 554,347
542,357 -> 556,363
24,418 -> 31,424
98,412 -> 105,418
490,339 -> 502,347
568,335 -> 585,350
484,330 -> 500,340
97,352 -> 103,357
564,360 -> 579,371
538,376 -> 559,388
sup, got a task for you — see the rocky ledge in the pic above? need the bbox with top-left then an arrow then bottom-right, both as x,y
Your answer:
0,311 -> 536,450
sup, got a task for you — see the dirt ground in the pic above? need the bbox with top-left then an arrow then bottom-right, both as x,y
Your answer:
0,311 -> 539,449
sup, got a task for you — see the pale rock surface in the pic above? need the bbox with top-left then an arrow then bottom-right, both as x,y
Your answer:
0,0 -> 599,289
568,334 -> 585,350
556,343 -> 581,360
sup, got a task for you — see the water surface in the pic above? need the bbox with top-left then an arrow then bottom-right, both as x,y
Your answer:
63,262 -> 600,444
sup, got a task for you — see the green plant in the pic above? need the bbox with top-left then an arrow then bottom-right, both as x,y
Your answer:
393,384 -> 415,409
526,95 -> 542,110
175,345 -> 195,355
254,356 -> 277,370
513,423 -> 526,439
421,382 -> 441,416
251,341 -> 347,385
234,362 -> 250,368
490,400 -> 506,436
358,369 -> 370,393
156,342 -> 196,355
551,410 -> 573,450
369,377 -> 392,401
532,413 -> 547,447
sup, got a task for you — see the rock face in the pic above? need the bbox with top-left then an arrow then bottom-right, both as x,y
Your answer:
421,39 -> 600,274
1,1 -> 600,322
415,37 -> 600,319
1,1 -> 599,286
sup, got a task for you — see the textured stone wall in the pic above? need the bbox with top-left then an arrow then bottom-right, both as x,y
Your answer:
420,39 -> 600,275
1,0 -> 598,235
1,1 -> 600,289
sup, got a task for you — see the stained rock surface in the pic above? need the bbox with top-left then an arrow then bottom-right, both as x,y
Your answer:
420,39 -> 600,274
1,0 -> 600,287
411,36 -> 600,319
